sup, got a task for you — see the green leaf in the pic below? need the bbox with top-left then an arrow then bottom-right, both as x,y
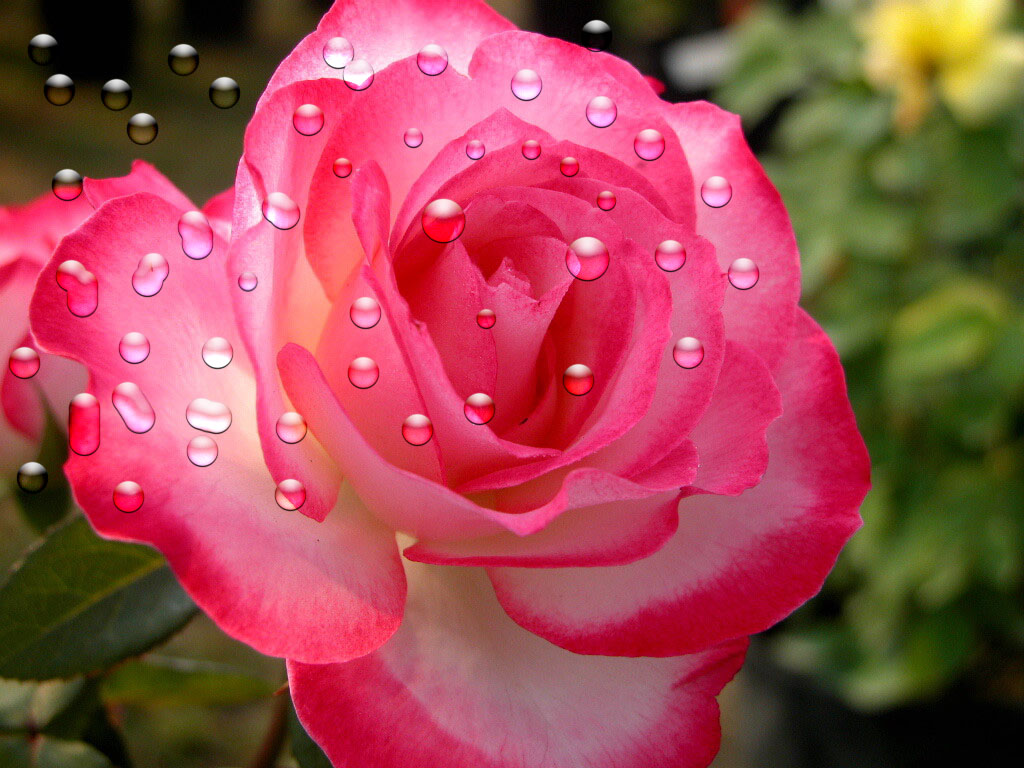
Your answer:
288,699 -> 331,768
12,413 -> 72,535
103,656 -> 275,707
0,735 -> 115,767
0,517 -> 198,680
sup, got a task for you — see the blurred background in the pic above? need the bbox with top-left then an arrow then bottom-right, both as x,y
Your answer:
1,0 -> 1022,765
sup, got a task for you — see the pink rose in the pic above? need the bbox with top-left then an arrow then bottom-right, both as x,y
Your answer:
1,191 -> 90,474
30,2 -> 870,766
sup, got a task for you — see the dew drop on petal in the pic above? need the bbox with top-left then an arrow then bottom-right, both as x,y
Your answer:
186,398 -> 232,433
168,44 -> 199,75
476,308 -> 496,329
347,356 -> 380,389
52,169 -> 82,201
127,113 -> 158,145
700,176 -> 732,208
465,139 -> 485,160
585,96 -> 616,128
209,77 -> 239,108
402,414 -> 433,446
404,127 -> 423,148
275,411 -> 307,444
44,74 -> 74,105
565,236 -> 609,281
69,393 -> 100,456
112,382 -> 156,433
464,393 -> 495,425
332,157 -> 353,178
511,68 -> 542,100
133,252 -> 169,296
9,347 -> 40,379
323,36 -> 354,69
293,103 -> 324,136
417,43 -> 448,75
275,478 -> 306,510
201,337 -> 233,369
522,139 -> 541,160
728,257 -> 759,290
178,210 -> 213,259
262,192 -> 300,230
597,190 -> 616,211
563,364 -> 594,395
28,34 -> 57,65
350,296 -> 381,329
634,128 -> 665,161
118,332 -> 150,364
101,79 -> 132,110
17,462 -> 47,493
238,271 -> 258,291
56,260 -> 98,316
421,198 -> 465,243
559,157 -> 580,177
581,19 -> 612,52
187,435 -> 218,467
673,336 -> 704,369
655,240 -> 686,272
113,481 -> 144,513
343,59 -> 374,90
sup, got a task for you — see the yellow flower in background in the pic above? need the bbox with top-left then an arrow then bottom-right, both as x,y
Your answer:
862,0 -> 1024,131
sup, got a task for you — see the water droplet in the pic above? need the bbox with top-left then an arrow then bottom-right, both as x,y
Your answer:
44,74 -> 74,106
101,79 -> 131,110
673,337 -> 704,369
118,332 -> 150,364
17,462 -> 47,493
421,199 -> 465,243
347,356 -> 379,389
728,258 -> 759,290
132,252 -> 169,296
238,271 -> 258,291
581,19 -> 612,52
113,481 -> 144,513
466,139 -> 485,160
69,393 -> 100,456
201,337 -> 233,369
28,34 -> 57,65
275,478 -> 306,510
168,44 -> 199,75
9,347 -> 40,379
322,36 -> 354,69
52,169 -> 82,201
262,192 -> 300,230
701,176 -> 732,208
56,260 -> 98,317
404,127 -> 423,148
209,77 -> 239,108
655,240 -> 686,272
464,393 -> 495,425
187,435 -> 218,467
634,129 -> 665,161
112,382 -> 156,433
597,190 -> 616,211
402,414 -> 433,446
560,157 -> 580,177
332,157 -> 353,178
275,412 -> 307,444
293,103 -> 324,136
522,139 -> 541,160
585,96 -> 616,128
417,43 -> 448,75
127,113 -> 158,145
350,296 -> 381,329
565,236 -> 609,281
343,59 -> 374,90
511,68 -> 542,101
563,364 -> 594,395
476,308 -> 496,329
178,210 -> 214,259
186,398 -> 232,433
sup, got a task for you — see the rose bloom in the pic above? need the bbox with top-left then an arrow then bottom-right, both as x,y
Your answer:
30,1 -> 869,765
1,191 -> 90,474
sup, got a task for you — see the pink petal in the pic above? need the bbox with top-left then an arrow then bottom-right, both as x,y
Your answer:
84,159 -> 194,211
489,310 -> 870,656
202,187 -> 235,241
290,562 -> 747,768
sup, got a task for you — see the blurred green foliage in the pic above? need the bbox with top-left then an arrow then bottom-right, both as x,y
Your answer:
718,1 -> 1024,710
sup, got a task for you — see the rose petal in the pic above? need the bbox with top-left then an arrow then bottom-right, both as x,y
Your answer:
84,159 -> 194,211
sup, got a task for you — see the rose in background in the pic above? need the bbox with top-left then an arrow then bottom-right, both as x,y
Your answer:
21,1 -> 866,766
